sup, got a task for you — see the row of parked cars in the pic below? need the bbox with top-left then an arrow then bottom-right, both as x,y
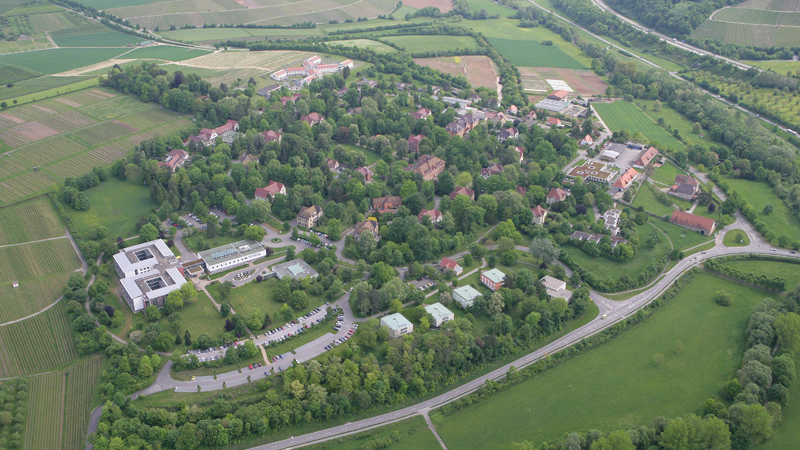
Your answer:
309,229 -> 330,239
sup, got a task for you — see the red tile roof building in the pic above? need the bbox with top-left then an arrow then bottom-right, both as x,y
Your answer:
439,257 -> 463,276
373,196 -> 402,213
670,211 -> 716,235
612,167 -> 639,189
410,108 -> 432,120
300,112 -> 323,126
532,205 -> 548,225
548,90 -> 569,101
546,117 -> 562,127
356,166 -> 373,182
353,219 -> 379,241
262,130 -> 282,143
633,146 -> 659,169
408,155 -> 445,181
449,186 -> 475,200
481,163 -> 504,179
255,181 -> 286,200
159,149 -> 188,172
186,120 -> 239,146
418,208 -> 443,223
408,134 -> 425,153
546,187 -> 569,205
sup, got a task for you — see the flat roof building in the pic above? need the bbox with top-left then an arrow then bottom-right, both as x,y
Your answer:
481,268 -> 506,291
271,259 -> 319,280
113,239 -> 184,313
199,240 -> 266,273
453,285 -> 482,309
381,313 -> 414,338
566,161 -> 615,184
424,302 -> 455,327
540,275 -> 573,302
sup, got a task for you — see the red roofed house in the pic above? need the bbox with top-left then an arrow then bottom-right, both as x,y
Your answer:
546,117 -> 563,128
449,186 -> 475,200
325,158 -> 340,171
418,209 -> 443,224
255,181 -> 286,201
633,146 -> 659,169
671,211 -> 716,235
262,130 -> 282,143
408,134 -> 425,153
356,167 -> 373,182
159,149 -> 189,172
498,127 -> 519,143
408,155 -> 445,181
439,257 -> 463,276
411,108 -> 432,120
507,104 -> 518,115
548,90 -> 569,101
280,93 -> 302,105
580,134 -> 593,146
612,168 -> 639,189
481,163 -> 504,179
300,112 -> 323,126
186,120 -> 239,146
668,174 -> 700,200
515,146 -> 524,164
373,196 -> 402,213
516,186 -> 527,195
532,205 -> 548,225
546,187 -> 569,205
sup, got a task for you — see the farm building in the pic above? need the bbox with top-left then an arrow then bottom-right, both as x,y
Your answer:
540,275 -> 573,302
670,211 -> 716,236
453,285 -> 482,309
481,268 -> 506,291
272,259 -> 319,280
633,146 -> 659,168
199,240 -> 267,274
381,313 -> 414,338
113,239 -> 185,313
424,302 -> 455,327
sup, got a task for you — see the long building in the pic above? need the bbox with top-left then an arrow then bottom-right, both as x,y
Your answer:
198,240 -> 267,273
113,239 -> 185,313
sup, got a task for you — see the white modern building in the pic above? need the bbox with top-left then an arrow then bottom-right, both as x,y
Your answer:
540,275 -> 573,302
381,313 -> 414,338
452,285 -> 482,309
199,240 -> 267,273
424,302 -> 455,327
113,239 -> 185,313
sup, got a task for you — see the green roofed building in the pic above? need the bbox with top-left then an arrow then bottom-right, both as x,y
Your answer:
380,313 -> 414,338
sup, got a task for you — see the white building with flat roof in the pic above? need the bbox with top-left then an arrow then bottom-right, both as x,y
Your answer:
424,302 -> 454,327
199,240 -> 266,273
540,275 -> 573,302
452,285 -> 482,309
113,239 -> 184,312
381,313 -> 414,338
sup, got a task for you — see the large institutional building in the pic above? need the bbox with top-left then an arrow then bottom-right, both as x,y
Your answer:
271,55 -> 354,85
113,239 -> 185,313
198,240 -> 267,273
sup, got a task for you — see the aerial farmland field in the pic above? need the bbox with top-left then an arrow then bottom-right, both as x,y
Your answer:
593,101 -> 685,152
382,35 -> 480,53
0,303 -> 79,376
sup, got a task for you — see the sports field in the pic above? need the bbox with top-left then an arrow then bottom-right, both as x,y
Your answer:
0,303 -> 79,376
382,35 -> 480,53
0,89 -> 191,206
106,0 -> 398,30
593,101 -> 685,152
433,272 -> 768,449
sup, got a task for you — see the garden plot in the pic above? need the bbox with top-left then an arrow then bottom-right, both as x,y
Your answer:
547,78 -> 573,92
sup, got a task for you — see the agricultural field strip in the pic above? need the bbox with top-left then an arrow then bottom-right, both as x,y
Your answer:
62,356 -> 103,450
24,371 -> 64,450
0,304 -> 79,377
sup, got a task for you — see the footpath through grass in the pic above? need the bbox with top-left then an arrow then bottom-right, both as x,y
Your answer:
433,272 -> 769,449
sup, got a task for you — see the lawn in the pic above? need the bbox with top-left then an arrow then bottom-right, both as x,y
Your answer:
69,178 -> 154,241
723,175 -> 800,244
327,39 -> 397,53
301,416 -> 440,450
184,233 -> 243,253
593,101 -> 685,152
0,75 -> 96,102
638,99 -> 721,149
50,30 -> 141,47
760,355 -> 800,450
464,0 -> 516,17
382,35 -> 480,53
487,37 -> 585,69
649,218 -> 713,251
718,259 -> 800,291
723,229 -> 750,247
648,160 -> 685,186
335,143 -> 381,165
160,27 -> 324,43
207,276 -> 325,321
0,48 -> 127,74
562,223 -> 669,280
432,272 -> 769,449
632,183 -> 683,218
120,45 -> 213,62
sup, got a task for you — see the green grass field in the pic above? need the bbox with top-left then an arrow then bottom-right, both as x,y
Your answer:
382,35 -> 480,53
649,218 -> 714,251
632,183 -> 684,218
464,0 -> 516,17
718,258 -> 800,290
327,39 -> 397,53
487,37 -> 585,69
50,30 -> 141,47
0,48 -> 127,75
723,229 -> 750,247
648,160 -> 685,185
433,272 -> 769,449
760,354 -> 800,449
120,45 -> 212,61
723,175 -> 800,244
0,303 -> 79,376
637,100 -> 722,149
0,196 -> 63,245
593,101 -> 686,152
161,27 -> 324,43
70,178 -> 154,240
207,276 -> 326,323
0,75 -> 95,101
301,416 -> 440,450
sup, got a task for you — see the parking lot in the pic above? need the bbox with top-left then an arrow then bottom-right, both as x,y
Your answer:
409,275 -> 437,291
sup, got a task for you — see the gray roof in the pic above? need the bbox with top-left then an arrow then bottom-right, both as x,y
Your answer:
381,313 -> 413,330
199,240 -> 265,266
424,302 -> 454,320
271,259 -> 319,279
113,239 -> 175,274
535,99 -> 569,112
482,268 -> 506,284
453,285 -> 482,301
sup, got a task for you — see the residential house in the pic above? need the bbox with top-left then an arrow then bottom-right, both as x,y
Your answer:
159,149 -> 188,172
372,196 -> 402,213
671,211 -> 716,235
532,205 -> 548,225
325,158 -> 340,172
446,121 -> 466,137
516,186 -> 527,195
453,285 -> 481,309
540,275 -> 573,302
481,268 -> 506,291
410,107 -> 432,120
240,153 -> 259,166
408,134 -> 425,153
449,186 -> 475,200
185,120 -> 239,146
507,104 -> 518,115
439,257 -> 463,276
580,134 -> 594,146
296,205 -> 323,229
280,93 -> 301,105
380,313 -> 413,338
353,219 -> 379,241
546,187 -> 569,205
612,168 -> 639,189
262,130 -> 282,143
418,209 -> 443,224
515,146 -> 524,164
356,166 -> 373,182
668,174 -> 700,200
255,180 -> 286,200
300,112 -> 323,126
484,111 -> 508,124
546,117 -> 563,128
498,127 -> 519,142
548,90 -> 569,101
633,146 -> 659,168
424,303 -> 455,327
481,163 -> 504,179
408,155 -> 445,181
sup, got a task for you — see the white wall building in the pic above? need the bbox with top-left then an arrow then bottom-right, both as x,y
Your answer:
113,239 -> 185,313
452,285 -> 482,309
424,302 -> 455,327
381,313 -> 414,338
199,240 -> 267,273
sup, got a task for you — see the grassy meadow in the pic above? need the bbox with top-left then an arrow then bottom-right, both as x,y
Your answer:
593,101 -> 685,152
723,175 -> 800,244
717,258 -> 800,291
70,178 -> 154,240
432,272 -> 771,449
382,35 -> 480,53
